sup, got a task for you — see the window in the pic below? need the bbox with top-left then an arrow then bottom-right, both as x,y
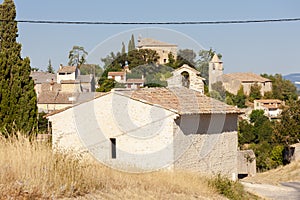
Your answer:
164,59 -> 167,63
110,138 -> 116,159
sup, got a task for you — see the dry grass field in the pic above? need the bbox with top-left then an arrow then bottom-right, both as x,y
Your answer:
0,134 -> 255,199
244,159 -> 300,185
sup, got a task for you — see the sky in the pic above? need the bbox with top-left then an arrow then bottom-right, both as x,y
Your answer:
10,0 -> 300,75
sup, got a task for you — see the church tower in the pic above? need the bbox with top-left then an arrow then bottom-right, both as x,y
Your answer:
209,54 -> 223,91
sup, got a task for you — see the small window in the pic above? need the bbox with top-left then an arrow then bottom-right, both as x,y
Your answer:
110,138 -> 116,159
163,59 -> 167,63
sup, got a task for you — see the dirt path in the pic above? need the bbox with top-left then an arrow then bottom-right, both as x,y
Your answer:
241,181 -> 300,200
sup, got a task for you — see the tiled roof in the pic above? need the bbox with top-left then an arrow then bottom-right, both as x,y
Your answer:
41,82 -> 61,92
58,66 -> 77,73
30,71 -> 56,84
126,79 -> 145,84
115,87 -> 243,115
60,80 -> 80,84
221,73 -> 271,83
137,38 -> 177,47
210,54 -> 222,63
38,92 -> 79,104
255,99 -> 283,104
108,71 -> 125,76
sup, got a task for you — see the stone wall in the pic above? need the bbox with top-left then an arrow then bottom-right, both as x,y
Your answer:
173,114 -> 238,178
237,150 -> 256,177
49,92 -> 178,172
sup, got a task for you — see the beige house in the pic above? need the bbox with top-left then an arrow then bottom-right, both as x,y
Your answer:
137,37 -> 177,64
254,99 -> 284,119
167,64 -> 205,94
108,71 -> 126,83
217,72 -> 272,96
47,87 -> 243,178
31,65 -> 95,113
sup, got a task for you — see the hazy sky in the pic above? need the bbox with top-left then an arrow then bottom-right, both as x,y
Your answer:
11,0 -> 300,75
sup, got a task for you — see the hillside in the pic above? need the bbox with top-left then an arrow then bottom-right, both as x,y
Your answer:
284,73 -> 300,90
244,160 -> 300,185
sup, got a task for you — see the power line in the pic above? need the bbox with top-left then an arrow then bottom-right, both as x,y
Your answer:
0,17 -> 299,25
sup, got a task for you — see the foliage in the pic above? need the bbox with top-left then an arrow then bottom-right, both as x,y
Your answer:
80,64 -> 103,77
121,42 -> 126,55
68,45 -> 88,67
273,100 -> 300,145
96,78 -> 116,92
47,59 -> 55,73
196,48 -> 222,83
128,34 -> 135,52
211,81 -> 226,101
234,86 -> 247,108
38,112 -> 48,133
248,83 -> 262,102
0,0 -> 38,134
261,74 -> 298,103
208,174 -> 255,200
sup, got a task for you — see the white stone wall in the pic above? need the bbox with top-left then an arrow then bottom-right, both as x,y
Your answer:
48,92 -> 178,172
173,114 -> 238,178
57,72 -> 76,83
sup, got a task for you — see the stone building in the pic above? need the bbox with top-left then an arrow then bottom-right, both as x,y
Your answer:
254,99 -> 284,119
137,37 -> 177,65
47,87 -> 243,178
30,65 -> 95,113
167,64 -> 205,94
216,72 -> 272,96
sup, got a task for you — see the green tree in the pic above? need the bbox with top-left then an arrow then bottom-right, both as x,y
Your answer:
261,74 -> 297,103
121,42 -> 126,55
249,83 -> 262,102
176,49 -> 196,67
211,81 -> 226,101
0,0 -> 37,134
196,48 -> 222,83
68,45 -> 88,67
273,100 -> 300,145
47,59 -> 55,73
128,34 -> 135,52
80,64 -> 103,77
234,86 -> 247,108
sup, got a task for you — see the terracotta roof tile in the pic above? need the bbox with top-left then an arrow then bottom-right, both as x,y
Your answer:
137,38 -> 177,47
58,66 -> 77,73
115,87 -> 243,114
126,79 -> 145,84
108,71 -> 125,76
221,73 -> 271,83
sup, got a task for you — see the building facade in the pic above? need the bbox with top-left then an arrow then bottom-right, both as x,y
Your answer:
47,87 -> 243,178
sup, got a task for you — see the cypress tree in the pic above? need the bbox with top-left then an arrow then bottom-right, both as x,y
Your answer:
121,42 -> 126,55
0,0 -> 37,135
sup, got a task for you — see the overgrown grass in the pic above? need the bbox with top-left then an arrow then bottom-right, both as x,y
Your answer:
209,174 -> 260,200
0,134 -> 253,199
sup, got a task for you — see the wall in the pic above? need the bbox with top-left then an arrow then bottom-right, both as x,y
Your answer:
237,150 -> 256,177
61,83 -> 81,93
38,103 -> 71,113
57,72 -> 76,83
139,46 -> 177,65
48,92 -> 178,172
173,114 -> 238,178
167,66 -> 204,94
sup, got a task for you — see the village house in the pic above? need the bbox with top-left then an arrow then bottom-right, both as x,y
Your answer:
208,55 -> 272,96
47,87 -> 244,178
107,71 -> 126,83
167,64 -> 205,94
254,99 -> 284,119
137,37 -> 177,65
30,65 -> 95,113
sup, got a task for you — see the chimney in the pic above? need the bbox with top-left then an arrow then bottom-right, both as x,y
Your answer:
59,64 -> 63,70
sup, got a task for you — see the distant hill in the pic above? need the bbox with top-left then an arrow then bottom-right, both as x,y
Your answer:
284,73 -> 300,90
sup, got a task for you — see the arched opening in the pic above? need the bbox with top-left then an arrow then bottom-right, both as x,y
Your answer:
181,71 -> 190,88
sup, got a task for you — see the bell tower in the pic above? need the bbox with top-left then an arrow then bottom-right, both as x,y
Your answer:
209,54 -> 223,91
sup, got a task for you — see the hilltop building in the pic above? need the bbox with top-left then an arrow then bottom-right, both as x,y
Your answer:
137,37 -> 177,65
208,55 -> 272,96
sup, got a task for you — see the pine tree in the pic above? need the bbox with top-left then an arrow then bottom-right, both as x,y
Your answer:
0,0 -> 37,135
47,59 -> 55,73
128,34 -> 135,52
121,42 -> 126,55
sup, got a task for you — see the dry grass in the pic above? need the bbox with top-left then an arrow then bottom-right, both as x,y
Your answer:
244,160 -> 300,185
0,134 -> 227,199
